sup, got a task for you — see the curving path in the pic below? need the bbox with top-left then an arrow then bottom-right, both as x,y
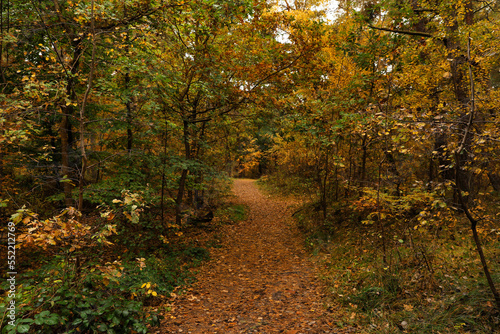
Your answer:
159,179 -> 348,333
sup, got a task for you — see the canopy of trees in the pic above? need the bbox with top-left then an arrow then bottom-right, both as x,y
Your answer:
1,0 -> 499,332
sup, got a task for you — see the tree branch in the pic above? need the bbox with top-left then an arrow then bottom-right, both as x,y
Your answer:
413,9 -> 436,13
368,25 -> 432,38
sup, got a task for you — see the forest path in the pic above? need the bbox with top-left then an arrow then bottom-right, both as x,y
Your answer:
159,179 -> 348,333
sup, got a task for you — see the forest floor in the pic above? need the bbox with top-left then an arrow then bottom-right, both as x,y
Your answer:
158,179 -> 356,333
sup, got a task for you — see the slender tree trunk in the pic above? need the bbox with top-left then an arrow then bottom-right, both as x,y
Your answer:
59,36 -> 83,207
377,156 -> 387,266
125,72 -> 133,155
60,114 -> 73,206
0,0 -> 6,179
0,0 -> 10,87
123,6 -> 133,156
176,119 -> 191,225
488,173 -> 500,192
359,133 -> 368,196
464,0 -> 473,26
176,169 -> 188,225
346,136 -> 352,198
194,120 -> 207,208
456,151 -> 500,309
321,151 -> 329,220
454,35 -> 500,310
77,0 -> 96,211
161,117 -> 168,225
334,140 -> 342,201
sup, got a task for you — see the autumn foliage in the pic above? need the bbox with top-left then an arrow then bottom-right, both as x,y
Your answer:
1,0 -> 500,332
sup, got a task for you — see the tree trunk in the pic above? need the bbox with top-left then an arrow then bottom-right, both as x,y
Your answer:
59,35 -> 83,207
125,71 -> 134,155
175,168 -> 188,225
194,121 -> 207,209
454,35 -> 500,310
77,0 -> 96,211
359,133 -> 368,197
456,152 -> 500,309
161,118 -> 168,225
488,173 -> 500,192
60,114 -> 73,207
175,119 -> 191,225
320,151 -> 329,220
123,7 -> 134,156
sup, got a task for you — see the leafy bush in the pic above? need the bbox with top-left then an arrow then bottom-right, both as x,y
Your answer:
0,262 -> 160,334
0,242 -> 211,333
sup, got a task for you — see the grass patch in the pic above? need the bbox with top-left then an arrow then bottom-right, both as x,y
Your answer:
226,204 -> 247,222
213,203 -> 248,225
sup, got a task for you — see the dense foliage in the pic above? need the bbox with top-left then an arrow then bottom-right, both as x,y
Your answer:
1,0 -> 499,332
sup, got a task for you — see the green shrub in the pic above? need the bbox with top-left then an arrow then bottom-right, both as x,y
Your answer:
0,245 -> 213,334
0,260 -> 161,334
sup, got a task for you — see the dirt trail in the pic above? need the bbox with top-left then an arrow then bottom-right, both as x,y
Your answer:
160,179 -> 345,333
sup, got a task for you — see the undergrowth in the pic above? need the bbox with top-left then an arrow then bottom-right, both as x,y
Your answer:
298,208 -> 500,333
256,175 -> 316,199
0,242 -> 208,334
259,176 -> 500,333
0,185 -> 242,333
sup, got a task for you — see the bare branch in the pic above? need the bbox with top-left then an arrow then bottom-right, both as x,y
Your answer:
368,25 -> 432,38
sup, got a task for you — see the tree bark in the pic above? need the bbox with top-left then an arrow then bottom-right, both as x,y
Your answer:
488,173 -> 500,192
161,114 -> 169,226
175,119 -> 191,225
125,72 -> 134,155
77,0 -> 96,211
59,36 -> 83,207
59,114 -> 73,206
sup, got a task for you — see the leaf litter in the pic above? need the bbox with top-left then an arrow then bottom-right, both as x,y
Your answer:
158,179 -> 357,333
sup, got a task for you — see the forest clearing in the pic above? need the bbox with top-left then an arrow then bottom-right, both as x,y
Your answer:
1,0 -> 500,333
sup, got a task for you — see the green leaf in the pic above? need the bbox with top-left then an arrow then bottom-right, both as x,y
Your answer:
19,319 -> 33,324
38,310 -> 50,317
44,314 -> 59,326
16,324 -> 30,333
98,323 -> 108,332
4,324 -> 16,334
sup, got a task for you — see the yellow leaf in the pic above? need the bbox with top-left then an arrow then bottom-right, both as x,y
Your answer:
403,304 -> 414,311
103,278 -> 110,286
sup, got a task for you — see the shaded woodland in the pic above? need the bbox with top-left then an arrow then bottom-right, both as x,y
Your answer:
1,0 -> 500,332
